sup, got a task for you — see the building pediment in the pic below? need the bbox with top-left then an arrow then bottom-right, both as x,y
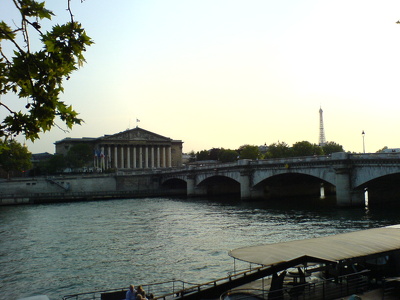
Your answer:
100,127 -> 172,142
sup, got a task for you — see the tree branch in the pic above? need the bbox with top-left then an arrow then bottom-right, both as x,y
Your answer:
0,102 -> 16,114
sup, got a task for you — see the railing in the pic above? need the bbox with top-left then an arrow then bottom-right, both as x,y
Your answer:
60,265 -> 269,300
220,270 -> 370,300
349,152 -> 400,160
154,265 -> 271,300
62,280 -> 199,300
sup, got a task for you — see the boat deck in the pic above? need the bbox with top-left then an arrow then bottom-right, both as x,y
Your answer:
230,274 -> 400,300
358,289 -> 399,300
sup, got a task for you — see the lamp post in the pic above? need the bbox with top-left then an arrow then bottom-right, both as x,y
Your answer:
362,130 -> 365,153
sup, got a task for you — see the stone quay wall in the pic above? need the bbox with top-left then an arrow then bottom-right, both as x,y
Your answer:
0,173 -> 172,205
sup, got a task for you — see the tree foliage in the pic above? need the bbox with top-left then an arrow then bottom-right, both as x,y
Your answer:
0,139 -> 32,177
322,141 -> 345,155
66,143 -> 92,169
265,141 -> 291,158
190,139 -> 345,163
238,144 -> 260,160
196,150 -> 209,161
186,150 -> 196,163
218,148 -> 238,163
35,153 -> 66,175
292,141 -> 323,157
376,146 -> 388,153
0,0 -> 92,142
209,148 -> 221,161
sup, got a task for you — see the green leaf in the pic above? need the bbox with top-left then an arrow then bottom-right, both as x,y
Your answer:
0,0 -> 92,141
0,21 -> 16,40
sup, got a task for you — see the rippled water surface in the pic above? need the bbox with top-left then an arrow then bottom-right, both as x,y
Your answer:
1,197 -> 400,299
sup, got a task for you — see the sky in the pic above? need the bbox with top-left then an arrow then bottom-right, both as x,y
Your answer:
3,0 -> 400,154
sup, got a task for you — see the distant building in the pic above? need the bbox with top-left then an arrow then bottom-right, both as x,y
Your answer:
55,127 -> 183,170
31,152 -> 53,163
182,153 -> 195,165
259,144 -> 268,155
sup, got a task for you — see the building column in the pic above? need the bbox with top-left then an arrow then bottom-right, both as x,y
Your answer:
151,146 -> 155,168
127,146 -> 131,169
139,146 -> 143,168
162,146 -> 166,168
114,145 -> 118,168
133,146 -> 137,169
157,146 -> 161,168
168,146 -> 172,167
107,145 -> 111,169
120,146 -> 125,169
144,146 -> 149,168
101,146 -> 105,170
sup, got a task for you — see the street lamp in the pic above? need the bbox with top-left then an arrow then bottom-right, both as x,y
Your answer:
362,130 -> 365,153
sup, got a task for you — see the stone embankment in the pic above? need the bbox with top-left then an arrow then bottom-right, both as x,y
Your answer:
0,173 -> 183,205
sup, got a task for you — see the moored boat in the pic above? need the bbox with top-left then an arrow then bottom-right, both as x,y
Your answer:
61,225 -> 400,300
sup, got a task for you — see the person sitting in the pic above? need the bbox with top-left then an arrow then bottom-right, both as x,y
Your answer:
126,284 -> 137,300
137,285 -> 146,299
136,294 -> 146,300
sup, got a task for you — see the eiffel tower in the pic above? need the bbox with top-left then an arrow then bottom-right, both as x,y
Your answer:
319,107 -> 326,146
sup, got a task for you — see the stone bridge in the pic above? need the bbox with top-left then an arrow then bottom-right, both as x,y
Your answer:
159,152 -> 400,207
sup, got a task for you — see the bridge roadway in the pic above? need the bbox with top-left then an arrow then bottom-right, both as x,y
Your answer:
159,152 -> 400,207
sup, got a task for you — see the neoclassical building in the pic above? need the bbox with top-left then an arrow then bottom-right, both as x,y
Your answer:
55,127 -> 183,170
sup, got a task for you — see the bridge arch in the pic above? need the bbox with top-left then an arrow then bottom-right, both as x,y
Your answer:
161,178 -> 187,188
160,178 -> 187,195
357,173 -> 400,206
353,168 -> 400,188
195,171 -> 241,184
253,168 -> 336,187
196,175 -> 240,197
252,172 -> 335,200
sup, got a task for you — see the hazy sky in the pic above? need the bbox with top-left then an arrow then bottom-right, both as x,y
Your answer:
4,0 -> 400,154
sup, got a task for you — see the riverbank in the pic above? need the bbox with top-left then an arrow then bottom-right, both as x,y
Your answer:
0,173 -> 185,205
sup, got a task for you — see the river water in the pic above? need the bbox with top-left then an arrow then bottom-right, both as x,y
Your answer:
1,196 -> 400,300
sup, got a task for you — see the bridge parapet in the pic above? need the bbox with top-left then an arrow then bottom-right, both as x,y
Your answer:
249,155 -> 332,166
348,152 -> 400,160
110,153 -> 400,177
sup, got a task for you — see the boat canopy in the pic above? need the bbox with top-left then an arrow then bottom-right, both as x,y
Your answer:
228,225 -> 400,267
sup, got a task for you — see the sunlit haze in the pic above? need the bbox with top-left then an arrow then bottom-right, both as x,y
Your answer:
3,0 -> 400,154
